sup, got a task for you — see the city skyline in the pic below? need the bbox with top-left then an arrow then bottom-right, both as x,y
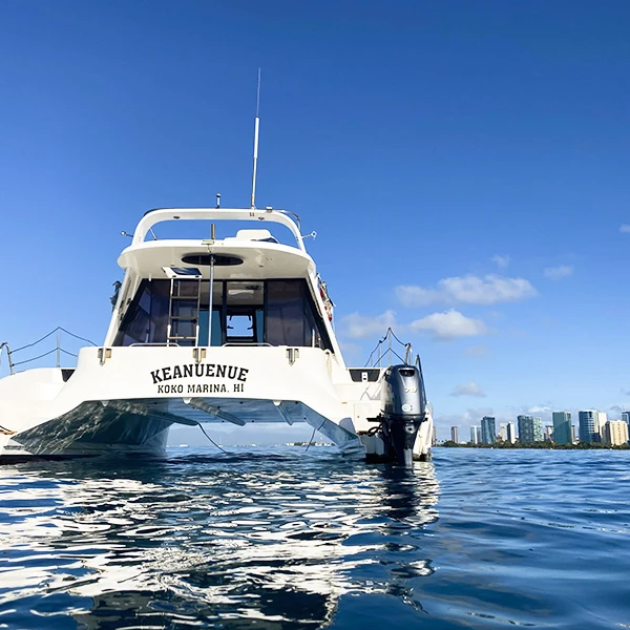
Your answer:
449,407 -> 630,446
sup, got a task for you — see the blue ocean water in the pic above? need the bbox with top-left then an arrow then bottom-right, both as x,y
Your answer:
1,446 -> 629,629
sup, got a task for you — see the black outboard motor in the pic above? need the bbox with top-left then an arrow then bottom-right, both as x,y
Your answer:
377,365 -> 426,467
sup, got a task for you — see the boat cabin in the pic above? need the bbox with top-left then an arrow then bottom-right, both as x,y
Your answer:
107,209 -> 336,354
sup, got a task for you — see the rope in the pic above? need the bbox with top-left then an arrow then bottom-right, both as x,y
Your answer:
58,328 -> 97,346
11,327 -> 96,354
12,329 -> 58,353
12,348 -> 57,366
196,422 -> 227,453
60,349 -> 78,358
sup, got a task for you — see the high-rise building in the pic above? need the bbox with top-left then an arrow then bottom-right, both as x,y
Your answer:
622,411 -> 630,427
579,410 -> 599,443
571,425 -> 576,443
506,422 -> 516,444
517,415 -> 543,443
432,426 -> 437,446
552,411 -> 572,445
470,425 -> 480,444
451,426 -> 459,443
481,416 -> 496,444
499,423 -> 507,441
602,421 -> 629,446
544,425 -> 553,441
596,412 -> 607,441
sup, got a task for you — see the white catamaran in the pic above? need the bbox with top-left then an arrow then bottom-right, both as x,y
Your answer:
0,204 -> 433,465
0,77 -> 432,465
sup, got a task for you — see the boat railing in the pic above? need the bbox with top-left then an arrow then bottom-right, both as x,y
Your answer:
415,352 -> 428,414
0,327 -> 97,376
222,342 -> 273,347
129,342 -> 181,347
132,208 -> 308,252
364,328 -> 414,368
362,329 -> 428,410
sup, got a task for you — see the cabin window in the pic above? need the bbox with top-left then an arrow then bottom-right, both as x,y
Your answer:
114,280 -> 170,346
266,280 -> 332,350
113,278 -> 332,351
225,282 -> 264,344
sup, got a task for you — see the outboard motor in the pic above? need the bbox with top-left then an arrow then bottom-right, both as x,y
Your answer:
376,365 -> 426,467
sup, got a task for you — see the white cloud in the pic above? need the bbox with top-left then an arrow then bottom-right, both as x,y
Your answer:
395,285 -> 442,306
527,405 -> 552,415
409,309 -> 488,340
543,265 -> 573,280
492,255 -> 510,268
619,224 -> 630,234
396,274 -> 537,307
451,381 -> 486,397
340,310 -> 397,339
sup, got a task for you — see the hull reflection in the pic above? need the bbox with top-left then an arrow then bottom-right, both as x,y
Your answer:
0,448 -> 440,629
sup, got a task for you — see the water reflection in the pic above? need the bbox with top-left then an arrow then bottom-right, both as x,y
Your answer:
0,449 -> 440,629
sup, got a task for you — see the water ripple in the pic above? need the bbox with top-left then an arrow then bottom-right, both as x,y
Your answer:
1,447 -> 629,629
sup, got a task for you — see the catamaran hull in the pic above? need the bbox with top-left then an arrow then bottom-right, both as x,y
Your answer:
0,396 -> 365,461
0,346 -> 430,463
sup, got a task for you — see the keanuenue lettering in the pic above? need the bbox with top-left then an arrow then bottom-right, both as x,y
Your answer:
150,363 -> 249,385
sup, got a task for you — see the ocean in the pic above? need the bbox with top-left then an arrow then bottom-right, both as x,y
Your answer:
1,446 -> 629,629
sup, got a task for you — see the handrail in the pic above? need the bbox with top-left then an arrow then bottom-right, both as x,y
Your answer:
0,342 -> 15,376
415,353 -> 428,412
364,328 -> 414,368
132,208 -> 307,252
0,327 -> 96,375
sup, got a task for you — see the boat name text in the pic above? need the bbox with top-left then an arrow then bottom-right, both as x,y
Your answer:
150,363 -> 249,385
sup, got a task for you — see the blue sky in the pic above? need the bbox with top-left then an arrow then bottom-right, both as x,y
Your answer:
1,1 -> 629,442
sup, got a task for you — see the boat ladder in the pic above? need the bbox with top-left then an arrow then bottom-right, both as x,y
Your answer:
166,278 -> 202,347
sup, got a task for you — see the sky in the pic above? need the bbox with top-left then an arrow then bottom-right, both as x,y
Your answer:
1,1 -> 629,443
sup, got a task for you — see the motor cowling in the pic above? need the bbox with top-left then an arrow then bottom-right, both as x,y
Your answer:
378,365 -> 426,467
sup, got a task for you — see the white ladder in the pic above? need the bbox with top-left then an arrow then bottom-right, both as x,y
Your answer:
166,278 -> 202,346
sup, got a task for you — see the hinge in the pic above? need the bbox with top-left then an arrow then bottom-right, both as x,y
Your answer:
286,347 -> 299,365
98,348 -> 112,365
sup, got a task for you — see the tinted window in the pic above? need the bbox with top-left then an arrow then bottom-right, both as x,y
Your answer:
266,280 -> 332,350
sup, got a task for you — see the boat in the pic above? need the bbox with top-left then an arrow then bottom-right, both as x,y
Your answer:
0,204 -> 433,466
0,78 -> 432,466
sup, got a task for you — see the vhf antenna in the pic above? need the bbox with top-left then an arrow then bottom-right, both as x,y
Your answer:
250,68 -> 261,209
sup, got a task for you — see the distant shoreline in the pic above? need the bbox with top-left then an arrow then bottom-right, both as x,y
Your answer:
439,441 -> 630,450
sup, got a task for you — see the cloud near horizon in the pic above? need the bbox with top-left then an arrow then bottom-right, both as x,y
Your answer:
409,310 -> 488,340
340,310 -> 397,340
396,274 -> 537,307
340,309 -> 488,341
450,381 -> 486,397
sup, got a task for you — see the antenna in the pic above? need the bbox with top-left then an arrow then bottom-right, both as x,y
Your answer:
250,68 -> 261,209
